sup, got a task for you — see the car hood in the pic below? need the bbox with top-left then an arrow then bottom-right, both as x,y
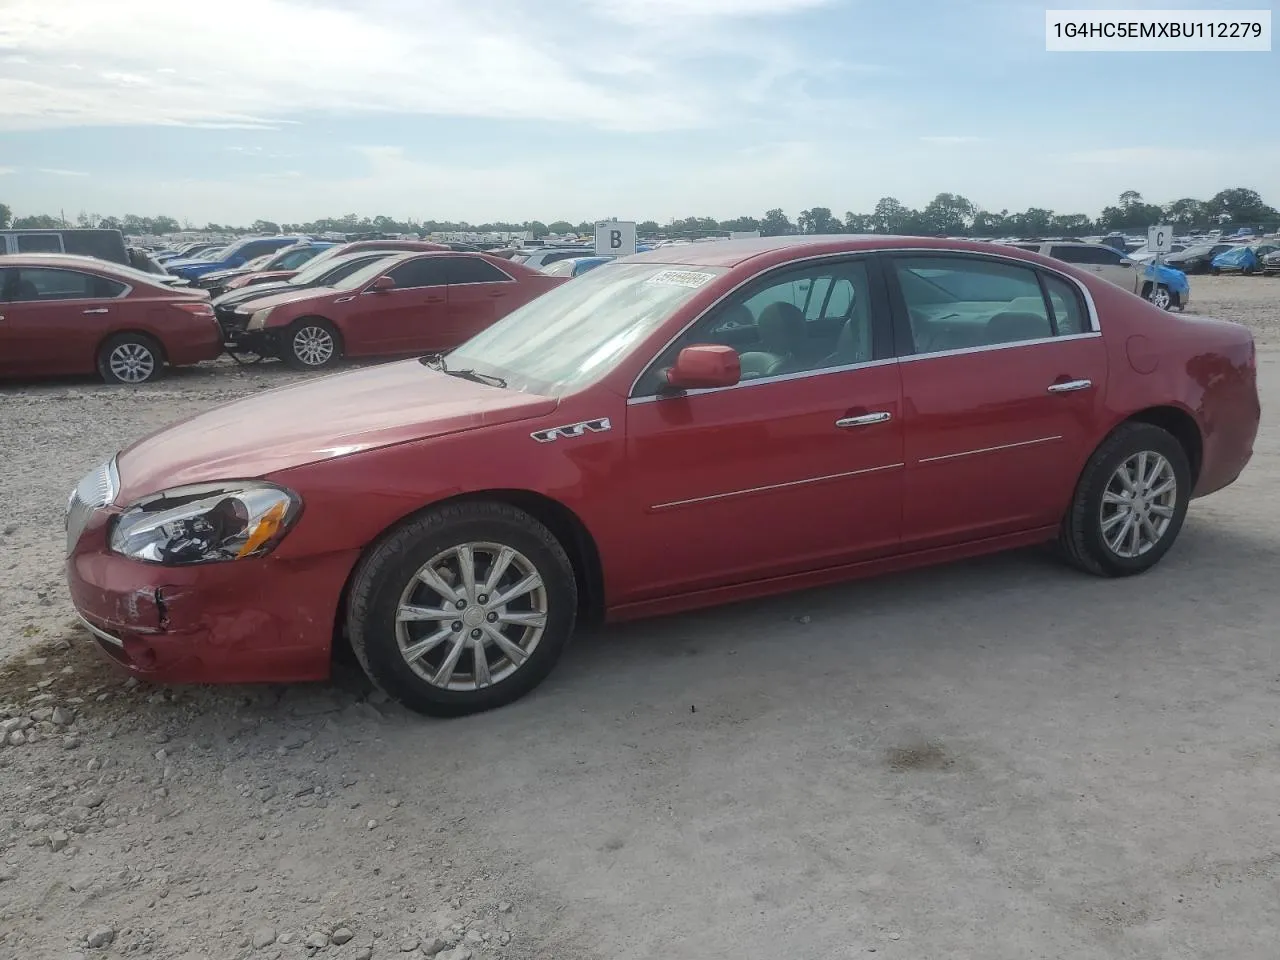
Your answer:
113,360 -> 558,502
213,282 -> 292,307
165,257 -> 221,270
234,286 -> 339,312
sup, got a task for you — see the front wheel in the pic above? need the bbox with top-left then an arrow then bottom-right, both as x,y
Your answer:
347,502 -> 578,717
1146,283 -> 1174,310
282,318 -> 342,370
1059,422 -> 1191,577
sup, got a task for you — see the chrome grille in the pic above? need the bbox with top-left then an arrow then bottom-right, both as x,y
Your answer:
65,459 -> 119,554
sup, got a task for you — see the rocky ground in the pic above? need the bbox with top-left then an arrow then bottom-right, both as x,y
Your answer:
1,274 -> 1278,960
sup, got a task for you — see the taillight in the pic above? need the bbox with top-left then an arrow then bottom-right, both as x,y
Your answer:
174,302 -> 214,318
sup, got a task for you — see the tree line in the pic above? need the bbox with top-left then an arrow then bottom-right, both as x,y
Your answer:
1,187 -> 1275,240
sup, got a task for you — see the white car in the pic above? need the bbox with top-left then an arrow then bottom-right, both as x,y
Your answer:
1009,241 -> 1189,310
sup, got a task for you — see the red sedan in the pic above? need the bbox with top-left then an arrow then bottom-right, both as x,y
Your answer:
222,251 -> 562,369
65,237 -> 1259,715
0,255 -> 222,383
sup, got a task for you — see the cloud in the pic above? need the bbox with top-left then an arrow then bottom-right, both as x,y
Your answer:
0,166 -> 15,174
0,0 -> 835,134
919,135 -> 983,144
36,167 -> 88,176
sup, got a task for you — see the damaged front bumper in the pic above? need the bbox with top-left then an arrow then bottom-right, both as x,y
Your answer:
66,509 -> 355,684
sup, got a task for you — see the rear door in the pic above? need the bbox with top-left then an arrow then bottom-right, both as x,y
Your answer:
0,267 -> 127,375
443,257 -> 520,343
347,256 -> 449,354
887,253 -> 1109,549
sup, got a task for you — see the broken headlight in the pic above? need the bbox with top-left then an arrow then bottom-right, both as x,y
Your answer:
110,482 -> 302,565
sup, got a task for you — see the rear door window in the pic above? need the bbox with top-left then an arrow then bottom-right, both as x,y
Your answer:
5,268 -> 126,302
445,258 -> 512,285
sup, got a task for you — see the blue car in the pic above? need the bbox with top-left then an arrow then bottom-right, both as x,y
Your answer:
165,236 -> 310,280
1139,261 -> 1190,310
1211,243 -> 1279,275
540,255 -> 615,278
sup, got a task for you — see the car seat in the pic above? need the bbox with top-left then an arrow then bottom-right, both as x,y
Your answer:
739,302 -> 807,378
985,311 -> 1052,344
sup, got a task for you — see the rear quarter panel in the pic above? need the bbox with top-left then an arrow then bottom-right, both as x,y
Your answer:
1087,277 -> 1258,496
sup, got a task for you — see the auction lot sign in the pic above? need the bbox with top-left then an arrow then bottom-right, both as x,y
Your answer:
595,221 -> 637,257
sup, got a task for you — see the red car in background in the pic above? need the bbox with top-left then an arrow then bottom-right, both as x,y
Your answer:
220,240 -> 450,294
224,250 -> 563,369
65,236 -> 1258,718
0,255 -> 222,384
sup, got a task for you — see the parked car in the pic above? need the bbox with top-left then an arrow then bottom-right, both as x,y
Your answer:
194,242 -> 337,298
1127,243 -> 1187,263
0,255 -> 222,383
64,236 -> 1259,715
222,251 -> 563,369
1164,243 -> 1237,274
1211,243 -> 1280,275
510,246 -> 593,270
217,239 -> 451,295
155,241 -> 224,263
1260,249 -> 1280,275
1012,241 -> 1190,310
126,246 -> 171,276
1,228 -> 130,266
540,256 -> 614,278
213,251 -> 401,347
165,236 -> 310,280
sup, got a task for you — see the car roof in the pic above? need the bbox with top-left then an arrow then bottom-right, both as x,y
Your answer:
0,252 -> 148,275
622,234 -> 1099,268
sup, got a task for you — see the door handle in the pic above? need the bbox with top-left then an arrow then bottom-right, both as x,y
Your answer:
835,411 -> 892,428
1047,379 -> 1092,393
82,308 -> 109,315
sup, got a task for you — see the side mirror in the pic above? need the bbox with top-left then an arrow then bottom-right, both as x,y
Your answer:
1119,260 -> 1132,267
370,275 -> 396,292
665,344 -> 740,390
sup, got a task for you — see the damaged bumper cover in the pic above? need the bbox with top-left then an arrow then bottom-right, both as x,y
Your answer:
66,509 -> 356,684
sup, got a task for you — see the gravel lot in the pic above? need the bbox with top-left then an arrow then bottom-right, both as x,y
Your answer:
1,274 -> 1277,960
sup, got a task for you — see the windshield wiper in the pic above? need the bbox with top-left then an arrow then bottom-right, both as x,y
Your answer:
420,353 -> 506,388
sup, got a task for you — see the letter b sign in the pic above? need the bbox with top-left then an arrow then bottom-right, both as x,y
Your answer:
594,221 -> 637,257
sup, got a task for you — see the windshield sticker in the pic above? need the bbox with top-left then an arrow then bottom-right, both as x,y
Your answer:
645,270 -> 717,288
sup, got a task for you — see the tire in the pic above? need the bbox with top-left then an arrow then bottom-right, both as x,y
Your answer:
282,318 -> 342,370
347,501 -> 578,717
1059,422 -> 1191,578
1147,284 -> 1174,311
97,333 -> 164,385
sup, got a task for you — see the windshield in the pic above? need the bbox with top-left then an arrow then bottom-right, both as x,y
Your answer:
290,253 -> 391,287
329,257 -> 398,291
446,262 -> 728,395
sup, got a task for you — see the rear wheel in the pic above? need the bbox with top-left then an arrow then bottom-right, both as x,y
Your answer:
347,502 -> 578,717
1059,422 -> 1191,577
97,333 -> 164,384
282,318 -> 341,370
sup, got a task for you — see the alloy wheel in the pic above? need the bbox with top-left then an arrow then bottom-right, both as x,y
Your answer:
1099,451 -> 1177,558
293,326 -> 335,366
1149,286 -> 1172,310
108,343 -> 156,383
394,542 -> 548,691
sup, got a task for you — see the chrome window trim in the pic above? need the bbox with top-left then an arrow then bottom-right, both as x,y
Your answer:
896,330 -> 1101,364
626,246 -> 1102,400
650,462 -> 905,512
627,356 -> 898,406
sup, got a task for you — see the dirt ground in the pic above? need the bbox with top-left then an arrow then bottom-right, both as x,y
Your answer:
1,275 -> 1278,960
